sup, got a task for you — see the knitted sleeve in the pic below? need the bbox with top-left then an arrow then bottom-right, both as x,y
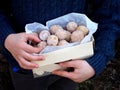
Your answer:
86,0 -> 120,76
0,1 -> 19,70
0,3 -> 15,46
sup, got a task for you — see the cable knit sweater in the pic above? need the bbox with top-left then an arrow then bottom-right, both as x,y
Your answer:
0,0 -> 120,76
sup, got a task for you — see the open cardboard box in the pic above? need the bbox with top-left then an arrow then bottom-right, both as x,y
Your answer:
32,37 -> 94,77
25,13 -> 97,77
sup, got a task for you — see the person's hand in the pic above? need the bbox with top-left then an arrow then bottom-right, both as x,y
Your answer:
52,60 -> 95,83
4,32 -> 45,69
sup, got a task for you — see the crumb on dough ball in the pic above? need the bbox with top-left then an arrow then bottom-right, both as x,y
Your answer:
76,25 -> 89,35
37,41 -> 47,49
50,25 -> 63,34
39,30 -> 50,41
58,40 -> 69,46
71,30 -> 84,42
47,35 -> 58,46
66,21 -> 78,32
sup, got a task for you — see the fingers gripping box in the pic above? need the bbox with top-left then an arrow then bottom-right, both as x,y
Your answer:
25,13 -> 98,77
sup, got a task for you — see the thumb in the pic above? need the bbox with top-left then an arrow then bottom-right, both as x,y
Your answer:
59,60 -> 80,68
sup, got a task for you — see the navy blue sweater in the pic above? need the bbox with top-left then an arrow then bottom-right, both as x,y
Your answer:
0,0 -> 120,76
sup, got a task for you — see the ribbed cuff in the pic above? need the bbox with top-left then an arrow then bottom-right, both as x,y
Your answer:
2,47 -> 32,73
1,46 -> 19,68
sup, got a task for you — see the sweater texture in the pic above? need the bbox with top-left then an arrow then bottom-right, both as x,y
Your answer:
0,0 -> 120,76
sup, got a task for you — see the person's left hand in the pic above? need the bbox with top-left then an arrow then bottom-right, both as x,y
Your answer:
52,60 -> 95,83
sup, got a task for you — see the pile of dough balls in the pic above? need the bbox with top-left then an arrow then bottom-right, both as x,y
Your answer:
35,21 -> 89,48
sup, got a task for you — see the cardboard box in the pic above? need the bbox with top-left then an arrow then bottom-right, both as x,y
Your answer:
25,13 -> 98,77
32,37 -> 94,77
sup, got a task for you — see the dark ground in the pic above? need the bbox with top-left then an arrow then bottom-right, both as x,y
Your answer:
0,40 -> 120,90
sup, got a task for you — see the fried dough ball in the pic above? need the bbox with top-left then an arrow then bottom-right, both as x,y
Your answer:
37,41 -> 47,48
71,30 -> 84,42
55,30 -> 71,41
65,31 -> 71,41
47,35 -> 58,46
76,25 -> 89,35
50,25 -> 63,34
58,40 -> 69,46
39,30 -> 50,41
66,21 -> 78,32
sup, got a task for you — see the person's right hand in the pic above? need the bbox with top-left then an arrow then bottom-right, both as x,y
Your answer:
4,32 -> 45,69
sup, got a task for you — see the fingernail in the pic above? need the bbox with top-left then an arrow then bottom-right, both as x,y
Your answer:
59,63 -> 64,66
35,64 -> 39,68
40,55 -> 45,60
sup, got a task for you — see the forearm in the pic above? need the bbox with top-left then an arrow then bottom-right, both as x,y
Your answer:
0,15 -> 15,46
86,0 -> 120,76
87,30 -> 116,76
0,13 -> 20,71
